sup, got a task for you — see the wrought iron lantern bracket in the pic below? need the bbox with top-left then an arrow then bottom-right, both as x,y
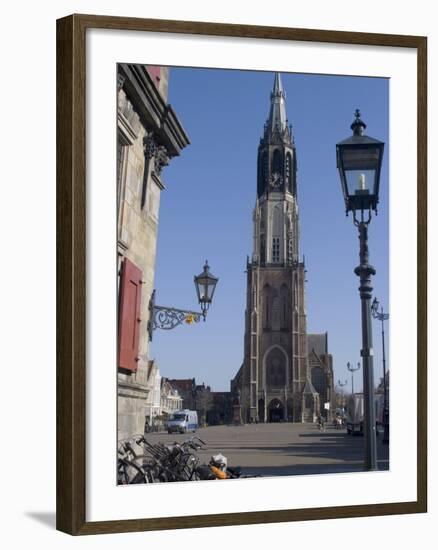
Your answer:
371,308 -> 390,322
147,290 -> 205,341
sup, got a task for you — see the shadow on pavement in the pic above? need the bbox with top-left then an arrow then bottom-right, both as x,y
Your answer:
200,432 -> 389,477
243,460 -> 389,477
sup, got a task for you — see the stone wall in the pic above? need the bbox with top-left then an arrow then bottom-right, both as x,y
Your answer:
117,66 -> 189,441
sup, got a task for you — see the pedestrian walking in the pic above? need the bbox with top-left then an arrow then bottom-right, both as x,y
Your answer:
317,414 -> 325,431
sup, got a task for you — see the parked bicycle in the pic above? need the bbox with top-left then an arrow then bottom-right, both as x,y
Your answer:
117,434 -> 206,484
117,434 -> 259,484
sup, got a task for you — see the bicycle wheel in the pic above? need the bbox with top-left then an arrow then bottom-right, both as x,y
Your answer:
118,455 -> 159,484
118,457 -> 145,484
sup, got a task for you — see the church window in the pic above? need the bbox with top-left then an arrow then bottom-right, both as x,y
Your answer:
272,149 -> 282,173
280,284 -> 289,329
262,152 -> 269,187
272,238 -> 280,262
285,152 -> 292,192
271,295 -> 280,331
266,348 -> 286,388
263,284 -> 271,329
272,205 -> 283,263
258,152 -> 267,195
311,367 -> 326,397
273,205 -> 283,234
260,235 -> 266,264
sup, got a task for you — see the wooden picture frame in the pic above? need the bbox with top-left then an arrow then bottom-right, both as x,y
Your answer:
56,13 -> 427,535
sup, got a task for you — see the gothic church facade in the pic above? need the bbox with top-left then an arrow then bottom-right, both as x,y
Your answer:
236,74 -> 332,423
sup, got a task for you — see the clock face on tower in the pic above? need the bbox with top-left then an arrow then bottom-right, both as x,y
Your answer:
270,171 -> 283,188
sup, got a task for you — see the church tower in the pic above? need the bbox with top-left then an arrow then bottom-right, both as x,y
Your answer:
239,74 -> 319,423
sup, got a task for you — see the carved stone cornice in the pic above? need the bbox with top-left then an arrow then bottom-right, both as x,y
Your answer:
143,132 -> 168,189
142,132 -> 168,174
143,132 -> 157,159
153,145 -> 169,175
118,64 -> 190,158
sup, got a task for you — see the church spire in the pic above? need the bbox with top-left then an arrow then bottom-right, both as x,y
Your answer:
257,73 -> 296,198
267,73 -> 288,134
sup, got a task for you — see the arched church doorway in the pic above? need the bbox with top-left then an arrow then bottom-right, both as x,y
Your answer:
268,398 -> 284,422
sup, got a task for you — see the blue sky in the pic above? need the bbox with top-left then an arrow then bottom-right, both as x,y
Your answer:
150,67 -> 389,393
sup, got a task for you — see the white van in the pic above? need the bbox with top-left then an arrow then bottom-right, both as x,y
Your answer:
346,393 -> 383,435
167,410 -> 198,434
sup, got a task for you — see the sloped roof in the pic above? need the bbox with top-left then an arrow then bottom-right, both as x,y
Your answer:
308,348 -> 325,367
267,73 -> 288,134
167,378 -> 194,392
161,379 -> 182,397
303,379 -> 318,394
307,333 -> 328,356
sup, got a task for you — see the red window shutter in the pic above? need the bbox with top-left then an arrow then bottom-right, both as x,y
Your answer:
145,65 -> 161,88
118,258 -> 142,372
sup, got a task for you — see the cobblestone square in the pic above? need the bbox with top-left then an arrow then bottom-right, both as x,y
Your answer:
146,422 -> 389,477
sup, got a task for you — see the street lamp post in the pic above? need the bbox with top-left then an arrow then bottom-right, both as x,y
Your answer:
347,361 -> 361,395
148,261 -> 218,341
336,109 -> 385,471
371,297 -> 390,444
338,379 -> 348,412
